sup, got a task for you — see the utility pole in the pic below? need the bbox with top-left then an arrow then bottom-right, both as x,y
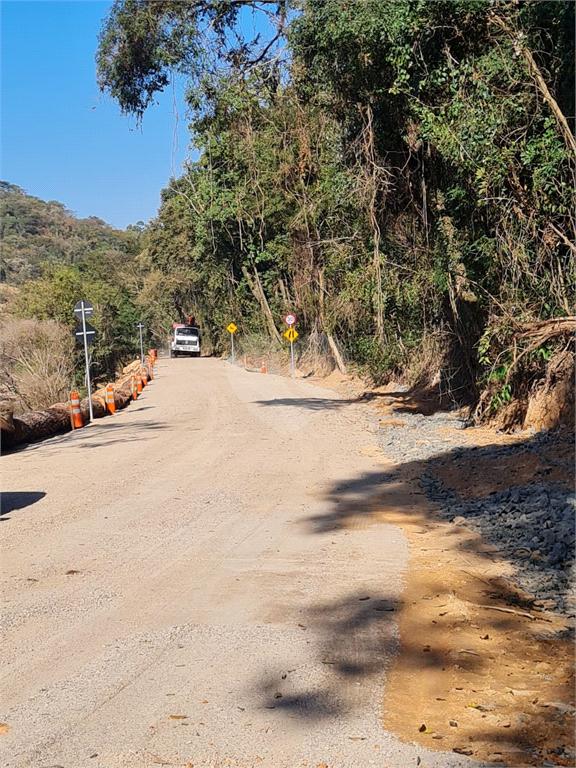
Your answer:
136,322 -> 145,365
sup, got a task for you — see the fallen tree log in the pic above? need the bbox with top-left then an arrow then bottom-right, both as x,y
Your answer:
80,395 -> 106,423
123,359 -> 142,375
2,359 -> 154,447
115,386 -> 132,410
1,409 -> 16,448
12,403 -> 72,445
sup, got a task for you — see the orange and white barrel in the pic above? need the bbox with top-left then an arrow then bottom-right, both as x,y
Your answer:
142,368 -> 148,387
136,370 -> 142,393
131,375 -> 138,400
261,358 -> 266,374
106,383 -> 116,414
70,391 -> 83,429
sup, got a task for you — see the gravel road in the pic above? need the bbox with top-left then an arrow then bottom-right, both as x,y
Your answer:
1,359 -> 488,768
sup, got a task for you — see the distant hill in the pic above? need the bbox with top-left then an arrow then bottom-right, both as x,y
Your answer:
0,182 -> 141,284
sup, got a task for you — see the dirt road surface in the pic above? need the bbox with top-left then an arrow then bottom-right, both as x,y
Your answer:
1,359 -> 487,768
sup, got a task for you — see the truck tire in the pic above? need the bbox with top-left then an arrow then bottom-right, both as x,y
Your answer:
170,349 -> 175,358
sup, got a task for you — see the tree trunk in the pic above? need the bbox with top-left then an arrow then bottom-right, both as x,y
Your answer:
490,13 -> 576,156
12,403 -> 72,445
80,395 -> 107,423
241,265 -> 281,341
327,333 -> 348,375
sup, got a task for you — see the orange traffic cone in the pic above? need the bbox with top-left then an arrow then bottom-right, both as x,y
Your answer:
261,358 -> 266,374
147,359 -> 153,380
243,355 -> 247,369
106,383 -> 116,414
70,391 -> 83,429
136,370 -> 142,393
131,375 -> 138,400
142,367 -> 148,387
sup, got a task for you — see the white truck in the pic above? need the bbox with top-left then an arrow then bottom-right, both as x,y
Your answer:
170,323 -> 201,358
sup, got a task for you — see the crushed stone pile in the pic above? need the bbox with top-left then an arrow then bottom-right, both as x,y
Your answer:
375,417 -> 575,616
419,474 -> 575,616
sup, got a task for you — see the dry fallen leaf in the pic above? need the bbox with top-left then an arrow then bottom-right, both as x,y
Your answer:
147,753 -> 170,765
0,724 -> 9,735
169,715 -> 187,720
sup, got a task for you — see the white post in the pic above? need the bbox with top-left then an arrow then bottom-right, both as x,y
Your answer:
290,340 -> 295,378
231,332 -> 235,365
81,301 -> 93,422
138,323 -> 144,366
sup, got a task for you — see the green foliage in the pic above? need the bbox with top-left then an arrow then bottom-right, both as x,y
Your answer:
491,383 -> 512,412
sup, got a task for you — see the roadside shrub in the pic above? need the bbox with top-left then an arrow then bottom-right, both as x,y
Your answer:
0,319 -> 75,412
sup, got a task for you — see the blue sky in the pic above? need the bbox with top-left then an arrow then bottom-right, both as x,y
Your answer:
1,1 -> 191,229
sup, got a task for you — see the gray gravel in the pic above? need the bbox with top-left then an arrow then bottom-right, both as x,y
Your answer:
376,409 -> 471,463
375,414 -> 575,617
420,475 -> 575,616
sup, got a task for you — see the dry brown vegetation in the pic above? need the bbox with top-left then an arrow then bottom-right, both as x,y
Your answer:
0,318 -> 75,414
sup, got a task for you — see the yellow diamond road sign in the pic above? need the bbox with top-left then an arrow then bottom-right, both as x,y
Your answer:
227,323 -> 237,334
285,328 -> 298,342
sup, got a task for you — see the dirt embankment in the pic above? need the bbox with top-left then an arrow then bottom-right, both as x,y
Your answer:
312,370 -> 575,768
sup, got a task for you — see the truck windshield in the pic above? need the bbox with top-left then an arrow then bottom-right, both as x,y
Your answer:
176,328 -> 199,337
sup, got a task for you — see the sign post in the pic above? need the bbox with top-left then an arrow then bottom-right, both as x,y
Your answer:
136,322 -> 145,365
284,314 -> 298,379
73,300 -> 95,422
226,323 -> 237,364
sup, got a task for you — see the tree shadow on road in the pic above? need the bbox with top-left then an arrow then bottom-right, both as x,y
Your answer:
1,490 -> 46,519
253,431 -> 574,764
305,433 -> 575,612
253,397 -> 350,411
256,589 -> 437,719
3,420 -> 169,453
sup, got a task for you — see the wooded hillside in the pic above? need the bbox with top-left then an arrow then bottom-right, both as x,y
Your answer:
0,183 -> 145,385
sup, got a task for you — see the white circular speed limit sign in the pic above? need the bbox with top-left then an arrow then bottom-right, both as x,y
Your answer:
284,314 -> 296,327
